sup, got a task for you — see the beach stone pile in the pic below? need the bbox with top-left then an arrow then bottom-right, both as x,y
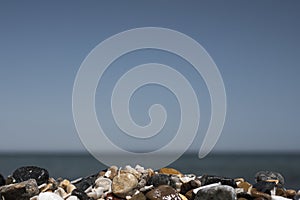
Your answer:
0,165 -> 299,200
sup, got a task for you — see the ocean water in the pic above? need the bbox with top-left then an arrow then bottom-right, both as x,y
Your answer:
0,153 -> 299,189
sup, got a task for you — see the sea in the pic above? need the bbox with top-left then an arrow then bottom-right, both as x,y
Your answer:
0,153 -> 299,190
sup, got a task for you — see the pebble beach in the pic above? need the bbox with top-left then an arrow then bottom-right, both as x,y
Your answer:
0,165 -> 299,200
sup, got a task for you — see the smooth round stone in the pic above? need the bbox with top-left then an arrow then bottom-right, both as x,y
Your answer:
38,192 -> 64,200
146,185 -> 182,200
12,166 -> 49,185
255,171 -> 285,185
66,196 -> 79,200
0,173 -> 5,186
286,189 -> 296,198
147,174 -> 176,188
112,172 -> 138,198
194,185 -> 236,200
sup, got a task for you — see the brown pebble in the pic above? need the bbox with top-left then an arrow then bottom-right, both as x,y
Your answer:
131,192 -> 146,200
112,172 -> 138,198
237,181 -> 252,192
238,198 -> 248,200
159,168 -> 183,177
286,189 -> 296,198
185,189 -> 194,200
276,187 -> 287,197
251,188 -> 271,200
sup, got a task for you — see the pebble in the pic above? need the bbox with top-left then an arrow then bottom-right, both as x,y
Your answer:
0,165 -> 299,200
38,192 -> 64,200
194,184 -> 236,200
12,166 -> 49,185
0,179 -> 39,200
112,172 -> 138,198
146,185 -> 182,200
255,171 -> 285,185
159,168 -> 183,177
200,174 -> 237,188
147,174 -> 176,188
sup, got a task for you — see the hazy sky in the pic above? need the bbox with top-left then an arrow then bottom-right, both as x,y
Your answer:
0,1 -> 299,153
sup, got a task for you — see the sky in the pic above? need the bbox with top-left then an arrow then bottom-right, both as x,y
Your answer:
0,0 -> 299,154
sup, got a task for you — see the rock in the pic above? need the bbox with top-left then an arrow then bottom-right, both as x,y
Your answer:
71,189 -> 92,200
286,189 -> 296,198
147,174 -> 176,188
112,172 -> 138,198
0,174 -> 5,186
194,184 -> 236,200
146,185 -> 182,200
251,188 -> 271,200
253,181 -> 275,195
199,174 -> 237,188
12,166 -> 49,186
237,181 -> 252,193
131,191 -> 146,200
237,192 -> 254,200
255,171 -> 284,185
0,179 -> 39,200
180,179 -> 201,194
38,192 -> 64,200
95,177 -> 112,191
66,196 -> 79,200
159,168 -> 183,177
72,173 -> 98,192
276,187 -> 287,197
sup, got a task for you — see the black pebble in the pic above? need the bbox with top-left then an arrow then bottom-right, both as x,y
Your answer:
73,174 -> 98,192
72,189 -> 93,200
0,174 -> 5,186
12,166 -> 49,185
253,181 -> 276,195
200,175 -> 237,188
255,171 -> 285,185
147,174 -> 176,188
237,192 -> 254,200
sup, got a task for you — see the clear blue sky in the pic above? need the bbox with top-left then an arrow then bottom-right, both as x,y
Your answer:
0,1 -> 299,153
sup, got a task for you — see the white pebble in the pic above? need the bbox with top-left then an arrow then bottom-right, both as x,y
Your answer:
66,196 -> 79,200
38,192 -> 64,200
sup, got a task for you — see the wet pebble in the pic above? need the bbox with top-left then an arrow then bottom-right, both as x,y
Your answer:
12,166 -> 49,185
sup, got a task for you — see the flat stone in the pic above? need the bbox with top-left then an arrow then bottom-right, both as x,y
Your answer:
112,172 -> 138,198
38,192 -> 64,200
12,166 -> 49,186
146,185 -> 182,200
255,171 -> 284,185
194,185 -> 236,200
0,179 -> 39,200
